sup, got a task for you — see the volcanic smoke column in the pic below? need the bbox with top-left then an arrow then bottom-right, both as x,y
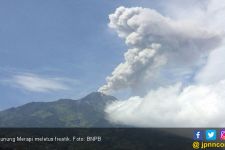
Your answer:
99,6 -> 222,95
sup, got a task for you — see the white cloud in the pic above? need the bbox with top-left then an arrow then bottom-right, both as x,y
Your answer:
106,80 -> 225,127
11,73 -> 72,92
102,1 -> 225,127
195,44 -> 225,84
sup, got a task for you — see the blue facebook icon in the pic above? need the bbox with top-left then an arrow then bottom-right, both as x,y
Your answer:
194,130 -> 203,140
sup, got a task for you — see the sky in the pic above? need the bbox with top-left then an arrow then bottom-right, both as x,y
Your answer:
0,0 -> 163,110
1,0 -> 225,127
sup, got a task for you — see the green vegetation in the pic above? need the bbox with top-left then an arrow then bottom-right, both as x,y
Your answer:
0,92 -> 117,127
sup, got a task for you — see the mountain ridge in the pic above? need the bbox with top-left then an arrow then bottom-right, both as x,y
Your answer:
0,92 -> 117,127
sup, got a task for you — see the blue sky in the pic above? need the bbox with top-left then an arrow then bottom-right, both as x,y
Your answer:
3,0 -> 225,127
0,0 -> 163,110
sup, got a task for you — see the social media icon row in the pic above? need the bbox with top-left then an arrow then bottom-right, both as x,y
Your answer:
194,129 -> 225,141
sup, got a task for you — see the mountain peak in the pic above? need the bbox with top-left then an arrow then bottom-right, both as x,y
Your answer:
85,92 -> 108,97
82,92 -> 117,102
0,91 -> 118,127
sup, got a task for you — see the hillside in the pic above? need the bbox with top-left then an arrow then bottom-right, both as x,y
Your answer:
0,92 -> 117,127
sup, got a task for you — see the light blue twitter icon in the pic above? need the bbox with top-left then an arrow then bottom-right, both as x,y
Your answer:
206,129 -> 216,141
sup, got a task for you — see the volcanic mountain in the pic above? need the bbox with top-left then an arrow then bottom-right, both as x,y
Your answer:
0,92 -> 117,127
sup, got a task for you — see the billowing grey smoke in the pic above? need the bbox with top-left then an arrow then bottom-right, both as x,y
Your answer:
99,6 -> 222,94
100,2 -> 225,127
